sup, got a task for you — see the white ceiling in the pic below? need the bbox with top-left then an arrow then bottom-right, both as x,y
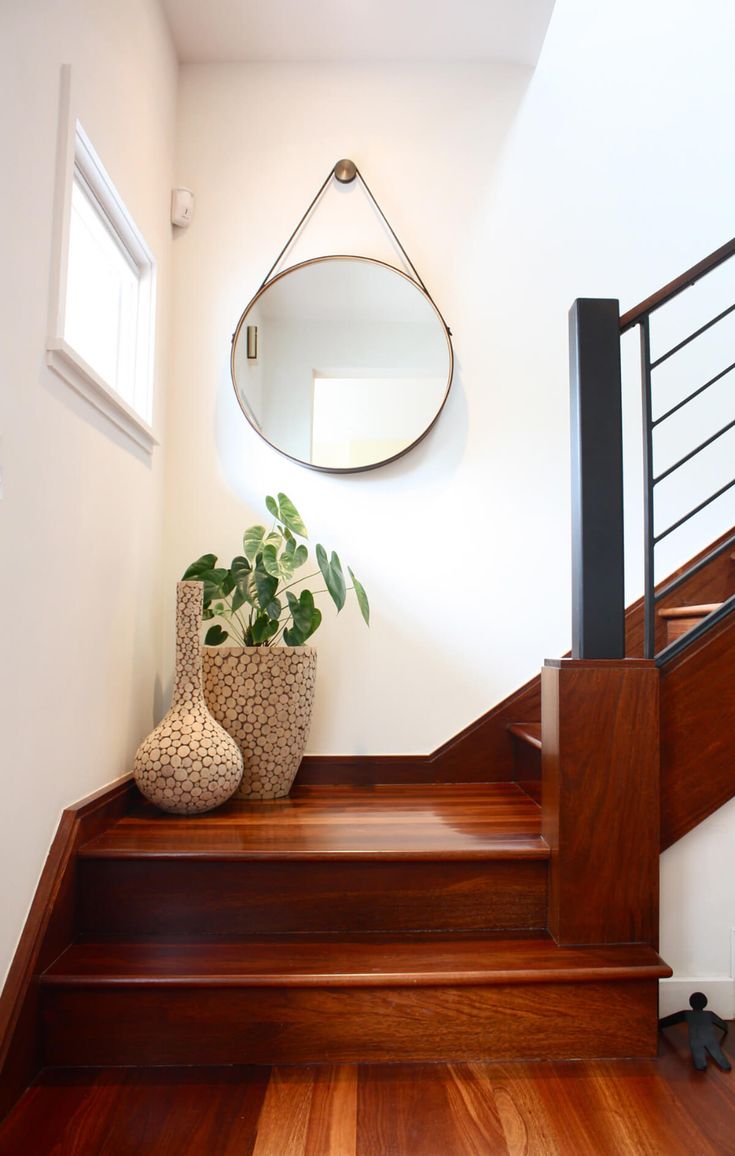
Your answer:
160,0 -> 556,66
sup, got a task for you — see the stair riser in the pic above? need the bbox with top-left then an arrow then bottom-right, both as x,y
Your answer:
510,739 -> 542,782
42,980 -> 660,1065
78,859 -> 547,936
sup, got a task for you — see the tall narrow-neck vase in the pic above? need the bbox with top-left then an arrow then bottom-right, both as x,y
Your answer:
133,581 -> 243,814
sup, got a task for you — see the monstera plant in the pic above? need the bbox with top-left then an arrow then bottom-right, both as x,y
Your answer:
182,492 -> 369,646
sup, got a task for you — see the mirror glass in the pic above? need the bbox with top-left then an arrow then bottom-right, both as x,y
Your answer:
231,256 -> 453,471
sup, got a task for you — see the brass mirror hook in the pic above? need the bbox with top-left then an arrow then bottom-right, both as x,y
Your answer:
333,158 -> 357,184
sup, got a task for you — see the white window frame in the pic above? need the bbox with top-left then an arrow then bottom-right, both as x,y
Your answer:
47,66 -> 158,453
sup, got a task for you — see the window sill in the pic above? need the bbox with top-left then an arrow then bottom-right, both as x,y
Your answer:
46,338 -> 158,454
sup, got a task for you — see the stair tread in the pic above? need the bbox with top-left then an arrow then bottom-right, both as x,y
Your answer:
41,935 -> 671,988
658,602 -> 722,619
79,783 -> 547,861
507,722 -> 542,750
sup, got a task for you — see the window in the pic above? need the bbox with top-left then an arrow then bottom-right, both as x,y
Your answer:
47,75 -> 157,452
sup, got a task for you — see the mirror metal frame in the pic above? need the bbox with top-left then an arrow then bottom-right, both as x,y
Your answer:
230,254 -> 454,474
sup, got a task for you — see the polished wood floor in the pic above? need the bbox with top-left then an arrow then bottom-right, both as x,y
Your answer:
0,1026 -> 731,1155
79,784 -> 547,860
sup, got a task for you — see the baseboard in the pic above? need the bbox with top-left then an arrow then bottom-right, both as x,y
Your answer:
659,976 -> 735,1020
0,776 -> 135,1121
296,674 -> 541,785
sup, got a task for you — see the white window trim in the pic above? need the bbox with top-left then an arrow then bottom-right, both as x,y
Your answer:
47,66 -> 158,454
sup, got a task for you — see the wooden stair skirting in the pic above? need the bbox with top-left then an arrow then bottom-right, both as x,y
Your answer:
0,777 -> 134,1120
297,525 -> 735,788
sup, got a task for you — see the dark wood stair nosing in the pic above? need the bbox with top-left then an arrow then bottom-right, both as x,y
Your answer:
76,842 -> 551,862
40,939 -> 672,990
658,602 -> 722,619
507,723 -> 542,751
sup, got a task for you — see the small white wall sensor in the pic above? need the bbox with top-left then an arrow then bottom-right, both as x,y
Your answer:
171,187 -> 194,228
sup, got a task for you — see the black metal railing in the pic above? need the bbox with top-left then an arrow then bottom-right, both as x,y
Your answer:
569,238 -> 735,665
620,238 -> 735,661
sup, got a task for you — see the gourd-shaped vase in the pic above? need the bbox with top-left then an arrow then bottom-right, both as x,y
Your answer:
134,581 -> 243,814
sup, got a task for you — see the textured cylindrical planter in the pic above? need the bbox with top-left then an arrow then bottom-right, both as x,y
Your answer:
134,582 -> 243,814
203,646 -> 316,800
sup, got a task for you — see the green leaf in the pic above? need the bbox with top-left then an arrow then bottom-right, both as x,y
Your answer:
265,596 -> 281,620
253,567 -> 278,610
204,624 -> 229,646
284,590 -> 321,644
348,567 -> 370,625
284,606 -> 321,646
251,615 -> 279,644
293,544 -> 308,569
316,544 -> 346,612
232,554 -> 251,575
182,553 -> 217,581
276,493 -> 308,538
264,530 -> 283,553
199,568 -> 229,604
265,494 -> 279,519
231,556 -> 254,605
243,525 -> 267,565
231,585 -> 247,613
262,543 -> 295,582
286,589 -> 312,635
261,543 -> 280,579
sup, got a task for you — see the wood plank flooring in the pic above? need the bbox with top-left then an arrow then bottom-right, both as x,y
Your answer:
0,1026 -> 731,1155
79,784 -> 546,860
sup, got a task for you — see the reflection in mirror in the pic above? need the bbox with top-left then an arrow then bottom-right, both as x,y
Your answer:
231,257 -> 453,472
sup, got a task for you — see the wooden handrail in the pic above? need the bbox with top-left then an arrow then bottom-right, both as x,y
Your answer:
619,236 -> 735,332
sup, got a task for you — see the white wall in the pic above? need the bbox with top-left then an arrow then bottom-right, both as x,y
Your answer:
169,60 -> 536,755
168,1 -> 735,1000
660,798 -> 735,1018
0,0 -> 177,984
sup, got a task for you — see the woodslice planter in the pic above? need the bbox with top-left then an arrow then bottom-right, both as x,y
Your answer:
202,646 -> 316,800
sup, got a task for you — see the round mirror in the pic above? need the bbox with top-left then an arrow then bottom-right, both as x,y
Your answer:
231,256 -> 453,472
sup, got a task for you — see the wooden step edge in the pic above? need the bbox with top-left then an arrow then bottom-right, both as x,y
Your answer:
658,602 -> 722,619
38,965 -> 671,988
40,942 -> 672,989
507,723 -> 542,750
76,839 -> 551,863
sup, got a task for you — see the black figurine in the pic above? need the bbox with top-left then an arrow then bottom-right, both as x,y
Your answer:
659,992 -> 732,1072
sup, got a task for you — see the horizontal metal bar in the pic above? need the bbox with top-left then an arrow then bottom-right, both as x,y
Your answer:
652,359 -> 735,427
654,476 -> 735,542
653,416 -> 735,485
653,529 -> 735,603
655,591 -> 735,666
650,302 -> 735,370
620,237 -> 735,333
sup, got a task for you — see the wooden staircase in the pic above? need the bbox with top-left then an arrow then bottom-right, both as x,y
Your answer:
35,785 -> 668,1068
3,537 -> 735,1118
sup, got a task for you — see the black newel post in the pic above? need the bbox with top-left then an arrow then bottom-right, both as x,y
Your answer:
569,299 -> 626,660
